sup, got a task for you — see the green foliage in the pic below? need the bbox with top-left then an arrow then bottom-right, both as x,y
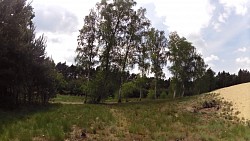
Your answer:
0,0 -> 57,107
67,79 -> 83,95
76,0 -> 151,103
75,8 -> 99,102
169,78 -> 181,98
148,28 -> 168,99
160,90 -> 167,99
147,89 -> 155,99
168,32 -> 207,97
51,95 -> 84,103
84,71 -> 106,103
148,28 -> 168,79
75,0 -> 179,102
135,75 -> 147,86
121,81 -> 137,99
55,72 -> 68,94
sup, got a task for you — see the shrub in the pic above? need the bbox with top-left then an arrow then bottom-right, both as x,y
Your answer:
147,89 -> 155,99
160,91 -> 167,99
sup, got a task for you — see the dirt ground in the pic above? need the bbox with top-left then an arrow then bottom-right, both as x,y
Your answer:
213,82 -> 250,121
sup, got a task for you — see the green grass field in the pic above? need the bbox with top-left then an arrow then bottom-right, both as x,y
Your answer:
0,95 -> 250,141
50,94 -> 85,103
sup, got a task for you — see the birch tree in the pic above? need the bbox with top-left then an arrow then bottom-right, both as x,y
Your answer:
148,28 -> 168,99
168,32 -> 206,98
76,9 -> 99,103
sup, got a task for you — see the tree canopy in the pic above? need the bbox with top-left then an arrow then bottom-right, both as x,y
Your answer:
0,0 -> 57,108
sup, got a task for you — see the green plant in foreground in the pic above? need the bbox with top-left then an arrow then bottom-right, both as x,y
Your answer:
0,104 -> 114,141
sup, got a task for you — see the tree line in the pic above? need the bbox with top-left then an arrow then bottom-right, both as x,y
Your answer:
74,0 -> 206,103
0,0 -> 57,108
74,0 -> 250,103
55,62 -> 250,102
1,0 -> 250,107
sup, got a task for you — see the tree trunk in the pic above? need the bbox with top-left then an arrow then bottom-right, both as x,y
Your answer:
84,71 -> 90,104
139,87 -> 142,101
139,71 -> 145,101
118,76 -> 123,103
154,78 -> 157,99
84,83 -> 88,104
118,42 -> 130,103
181,83 -> 185,97
173,89 -> 176,99
118,71 -> 124,103
84,92 -> 88,103
43,92 -> 46,105
97,95 -> 102,103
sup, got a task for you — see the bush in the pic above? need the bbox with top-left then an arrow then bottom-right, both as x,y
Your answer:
160,91 -> 167,99
147,89 -> 155,99
122,82 -> 137,98
83,71 -> 106,103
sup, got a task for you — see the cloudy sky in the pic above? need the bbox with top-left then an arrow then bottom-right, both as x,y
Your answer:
31,0 -> 250,76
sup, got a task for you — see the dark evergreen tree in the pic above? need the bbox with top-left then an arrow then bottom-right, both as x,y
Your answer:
0,0 -> 57,107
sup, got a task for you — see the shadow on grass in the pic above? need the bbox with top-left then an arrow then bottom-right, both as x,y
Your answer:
102,96 -> 196,107
0,103 -> 62,134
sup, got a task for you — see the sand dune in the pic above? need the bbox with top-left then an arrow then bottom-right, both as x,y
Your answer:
213,82 -> 250,120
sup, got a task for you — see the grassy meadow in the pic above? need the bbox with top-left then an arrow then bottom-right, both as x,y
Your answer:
0,95 -> 250,141
51,94 -> 85,103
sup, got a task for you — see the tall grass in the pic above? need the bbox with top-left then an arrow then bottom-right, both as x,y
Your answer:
51,94 -> 85,103
0,104 -> 114,141
112,98 -> 250,140
1,95 -> 250,140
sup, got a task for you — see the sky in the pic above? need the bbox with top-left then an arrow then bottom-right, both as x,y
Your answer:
31,0 -> 250,76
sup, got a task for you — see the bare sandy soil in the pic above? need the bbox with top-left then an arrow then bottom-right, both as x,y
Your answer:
213,82 -> 250,120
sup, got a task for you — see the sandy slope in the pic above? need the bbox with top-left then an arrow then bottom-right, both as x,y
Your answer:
213,82 -> 250,120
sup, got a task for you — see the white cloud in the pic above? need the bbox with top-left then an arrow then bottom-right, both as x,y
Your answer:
34,6 -> 78,34
212,7 -> 231,32
212,0 -> 249,33
235,57 -> 250,71
187,33 -> 208,55
32,0 -> 99,65
204,55 -> 220,70
236,57 -> 250,64
208,17 -> 249,55
32,0 -> 99,29
238,47 -> 247,52
205,54 -> 220,62
212,22 -> 222,32
219,0 -> 248,16
218,15 -> 225,23
149,0 -> 214,36
41,32 -> 78,65
218,11 -> 230,23
143,0 -> 216,62
30,0 -> 250,74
